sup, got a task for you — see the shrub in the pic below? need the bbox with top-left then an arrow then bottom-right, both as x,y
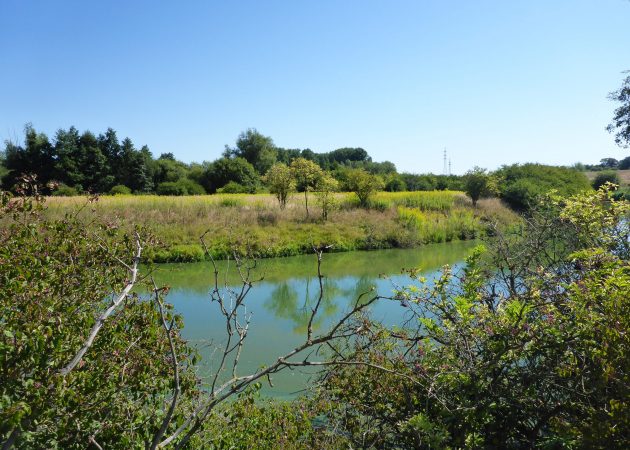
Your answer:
156,181 -> 187,196
317,188 -> 630,448
52,183 -> 79,196
177,178 -> 206,195
592,170 -> 621,190
109,184 -> 132,195
496,163 -> 591,210
257,211 -> 278,226
218,181 -> 249,194
0,181 -> 199,447
218,196 -> 244,207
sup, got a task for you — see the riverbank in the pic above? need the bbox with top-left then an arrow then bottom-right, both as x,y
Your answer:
44,191 -> 518,262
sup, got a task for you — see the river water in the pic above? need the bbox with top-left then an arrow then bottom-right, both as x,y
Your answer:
150,241 -> 476,398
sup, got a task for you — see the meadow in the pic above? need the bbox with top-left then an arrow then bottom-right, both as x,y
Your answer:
44,191 -> 518,262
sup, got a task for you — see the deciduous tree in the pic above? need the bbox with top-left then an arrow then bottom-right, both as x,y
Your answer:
290,157 -> 323,217
345,168 -> 384,207
607,71 -> 630,148
263,162 -> 295,209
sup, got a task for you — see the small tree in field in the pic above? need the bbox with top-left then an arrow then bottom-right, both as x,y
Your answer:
345,168 -> 384,207
316,174 -> 339,221
463,166 -> 495,206
290,157 -> 323,217
263,163 -> 295,209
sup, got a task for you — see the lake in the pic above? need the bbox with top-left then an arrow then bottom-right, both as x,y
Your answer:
150,241 -> 477,398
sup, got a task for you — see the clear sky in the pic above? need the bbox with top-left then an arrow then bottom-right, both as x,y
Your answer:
1,0 -> 629,174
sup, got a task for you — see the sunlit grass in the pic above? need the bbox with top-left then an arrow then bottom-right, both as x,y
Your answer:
40,191 -> 515,262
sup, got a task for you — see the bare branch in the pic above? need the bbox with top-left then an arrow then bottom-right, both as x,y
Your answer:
58,232 -> 143,377
149,278 -> 181,450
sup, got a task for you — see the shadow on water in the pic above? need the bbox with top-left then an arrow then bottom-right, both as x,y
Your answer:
148,241 -> 477,398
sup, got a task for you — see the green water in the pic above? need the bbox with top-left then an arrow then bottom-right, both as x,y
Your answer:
150,241 -> 476,398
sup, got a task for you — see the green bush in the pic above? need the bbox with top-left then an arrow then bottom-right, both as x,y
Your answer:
156,181 -> 187,196
52,184 -> 79,196
317,188 -> 630,448
218,197 -> 244,207
218,181 -> 250,194
109,184 -> 132,195
497,163 -> 591,210
0,185 -> 199,448
592,170 -> 621,190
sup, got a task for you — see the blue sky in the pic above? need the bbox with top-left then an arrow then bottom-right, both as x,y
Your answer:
1,0 -> 628,174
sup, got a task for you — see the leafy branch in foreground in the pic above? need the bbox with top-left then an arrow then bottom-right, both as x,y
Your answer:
0,177 -> 200,449
0,177 -> 395,449
315,186 -> 630,449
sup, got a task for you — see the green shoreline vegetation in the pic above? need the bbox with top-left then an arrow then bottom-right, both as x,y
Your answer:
43,191 -> 517,263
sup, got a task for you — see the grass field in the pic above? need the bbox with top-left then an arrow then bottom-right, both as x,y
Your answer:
43,191 -> 518,262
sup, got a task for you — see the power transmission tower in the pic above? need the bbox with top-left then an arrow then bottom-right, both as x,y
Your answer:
443,148 -> 448,175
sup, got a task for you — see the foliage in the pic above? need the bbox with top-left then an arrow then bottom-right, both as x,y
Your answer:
109,184 -> 132,195
176,178 -> 206,195
291,157 -> 324,217
52,183 -> 79,196
197,386 -> 333,449
345,168 -> 384,207
384,174 -> 407,192
496,163 -> 591,210
316,187 -> 630,448
607,71 -> 630,148
224,128 -> 278,174
263,163 -> 295,209
217,180 -> 250,194
0,179 -> 200,448
201,157 -> 260,194
157,181 -> 188,196
463,166 -> 496,206
592,171 -> 620,190
315,174 -> 339,221
41,191 -> 501,262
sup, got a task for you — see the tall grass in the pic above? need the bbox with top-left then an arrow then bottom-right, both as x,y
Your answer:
374,191 -> 460,211
40,191 -> 513,262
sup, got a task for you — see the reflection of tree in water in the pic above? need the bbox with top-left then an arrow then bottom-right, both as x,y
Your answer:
264,278 -> 341,333
340,275 -> 379,306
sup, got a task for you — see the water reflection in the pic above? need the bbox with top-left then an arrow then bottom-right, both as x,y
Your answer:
265,279 -> 341,333
149,241 -> 476,398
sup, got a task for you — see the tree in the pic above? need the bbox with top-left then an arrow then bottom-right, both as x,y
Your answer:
201,157 -> 260,193
496,163 -> 591,211
2,124 -> 55,190
600,157 -> 619,168
592,170 -> 621,190
345,168 -> 384,207
607,71 -> 630,148
618,156 -> 630,170
316,174 -> 339,221
224,129 -> 277,174
290,157 -> 323,217
463,166 -> 495,206
263,163 -> 295,209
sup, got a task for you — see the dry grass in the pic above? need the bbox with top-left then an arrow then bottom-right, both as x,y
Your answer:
41,191 -> 516,262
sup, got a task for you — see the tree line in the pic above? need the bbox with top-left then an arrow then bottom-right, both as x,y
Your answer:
0,125 -> 601,213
